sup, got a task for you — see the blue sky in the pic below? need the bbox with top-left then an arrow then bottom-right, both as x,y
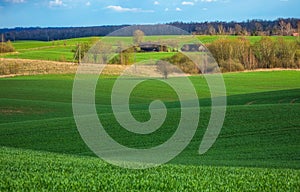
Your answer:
0,0 -> 299,28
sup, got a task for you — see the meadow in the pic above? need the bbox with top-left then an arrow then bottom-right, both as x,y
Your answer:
0,34 -> 300,190
1,35 -> 298,63
0,71 -> 300,190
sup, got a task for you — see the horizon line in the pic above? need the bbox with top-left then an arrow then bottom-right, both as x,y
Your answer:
1,17 -> 299,30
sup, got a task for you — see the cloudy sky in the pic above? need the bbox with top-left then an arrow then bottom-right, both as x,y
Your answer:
0,0 -> 299,28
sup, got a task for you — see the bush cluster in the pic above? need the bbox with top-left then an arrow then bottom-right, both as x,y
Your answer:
0,41 -> 15,53
207,37 -> 300,72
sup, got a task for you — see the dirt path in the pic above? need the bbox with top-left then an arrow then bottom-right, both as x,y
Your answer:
1,58 -> 300,78
0,58 -> 127,78
243,68 -> 300,72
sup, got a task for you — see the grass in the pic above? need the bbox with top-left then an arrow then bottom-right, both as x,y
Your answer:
2,37 -> 97,62
1,147 -> 299,191
134,52 -> 177,63
0,69 -> 299,188
4,47 -> 75,62
1,35 -> 298,63
12,37 -> 96,50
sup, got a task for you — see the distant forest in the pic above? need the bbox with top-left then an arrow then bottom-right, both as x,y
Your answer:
0,18 -> 299,41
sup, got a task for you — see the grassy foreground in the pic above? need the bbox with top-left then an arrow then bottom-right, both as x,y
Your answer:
1,147 -> 299,191
0,71 -> 300,190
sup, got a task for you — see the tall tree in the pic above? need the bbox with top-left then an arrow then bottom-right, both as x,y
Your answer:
72,42 -> 91,64
234,24 -> 242,35
207,24 -> 216,35
275,38 -> 297,68
156,60 -> 172,79
279,20 -> 286,35
285,22 -> 293,36
298,21 -> 300,41
89,41 -> 112,64
253,37 -> 276,68
218,24 -> 225,35
133,30 -> 145,45
254,22 -> 263,35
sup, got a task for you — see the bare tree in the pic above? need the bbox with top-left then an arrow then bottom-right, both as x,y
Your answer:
298,21 -> 300,41
285,22 -> 292,36
279,20 -> 286,35
218,24 -> 225,35
156,60 -> 174,79
234,24 -> 242,35
207,24 -> 216,35
133,30 -> 145,45
88,41 -> 112,64
254,22 -> 263,35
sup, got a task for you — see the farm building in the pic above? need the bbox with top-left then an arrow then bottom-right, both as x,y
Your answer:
181,44 -> 206,52
139,42 -> 168,52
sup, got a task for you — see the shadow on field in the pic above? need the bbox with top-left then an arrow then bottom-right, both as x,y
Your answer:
0,89 -> 299,169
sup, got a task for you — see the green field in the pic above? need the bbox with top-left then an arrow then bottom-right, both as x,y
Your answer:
1,37 -> 95,62
1,35 -> 298,63
1,71 -> 300,190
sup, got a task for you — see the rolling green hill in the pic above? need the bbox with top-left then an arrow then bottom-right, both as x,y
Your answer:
0,71 -> 300,190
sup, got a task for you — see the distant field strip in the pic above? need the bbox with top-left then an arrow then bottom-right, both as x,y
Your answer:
1,35 -> 298,62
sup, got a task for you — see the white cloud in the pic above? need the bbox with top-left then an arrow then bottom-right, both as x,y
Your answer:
49,0 -> 64,7
86,1 -> 91,6
106,5 -> 154,13
201,0 -> 217,2
202,7 -> 208,11
182,1 -> 194,5
165,8 -> 169,11
176,7 -> 182,11
5,0 -> 25,3
220,0 -> 230,3
154,1 -> 159,5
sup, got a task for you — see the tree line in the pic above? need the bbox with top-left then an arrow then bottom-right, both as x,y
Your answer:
169,18 -> 300,36
207,37 -> 300,72
1,18 -> 299,41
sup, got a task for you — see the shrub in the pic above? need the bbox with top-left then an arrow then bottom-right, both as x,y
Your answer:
207,38 -> 256,70
274,38 -> 297,68
109,47 -> 135,65
253,37 -> 277,68
295,49 -> 300,68
219,59 -> 245,72
162,52 -> 200,74
71,42 -> 91,63
0,41 -> 15,53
